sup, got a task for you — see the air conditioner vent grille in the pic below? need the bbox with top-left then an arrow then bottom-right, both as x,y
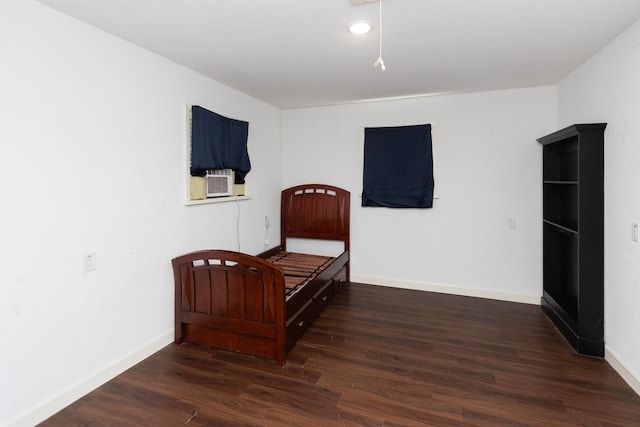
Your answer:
206,169 -> 233,197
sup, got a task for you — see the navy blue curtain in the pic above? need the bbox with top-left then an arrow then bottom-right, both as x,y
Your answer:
190,106 -> 251,183
362,124 -> 434,208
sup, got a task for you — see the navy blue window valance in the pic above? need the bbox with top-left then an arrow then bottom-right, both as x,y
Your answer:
190,106 -> 251,183
362,124 -> 434,208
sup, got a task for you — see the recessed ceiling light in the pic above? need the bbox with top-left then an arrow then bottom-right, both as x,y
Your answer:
349,21 -> 372,35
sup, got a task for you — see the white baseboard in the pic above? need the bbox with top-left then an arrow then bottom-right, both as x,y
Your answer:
605,346 -> 640,397
350,275 -> 541,305
6,330 -> 174,427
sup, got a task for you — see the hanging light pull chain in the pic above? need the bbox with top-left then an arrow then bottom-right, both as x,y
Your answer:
374,0 -> 386,71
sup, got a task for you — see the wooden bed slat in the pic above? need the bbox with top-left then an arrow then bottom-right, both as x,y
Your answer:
243,272 -> 263,322
210,269 -> 228,316
227,270 -> 245,319
179,264 -> 192,312
262,274 -> 276,324
193,269 -> 212,314
266,251 -> 336,299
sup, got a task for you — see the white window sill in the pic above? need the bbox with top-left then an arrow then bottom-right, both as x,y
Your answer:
185,195 -> 252,206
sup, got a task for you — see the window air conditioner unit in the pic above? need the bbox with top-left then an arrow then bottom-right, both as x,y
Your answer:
206,169 -> 234,197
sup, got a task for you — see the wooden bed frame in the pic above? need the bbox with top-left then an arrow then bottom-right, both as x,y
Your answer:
172,184 -> 350,365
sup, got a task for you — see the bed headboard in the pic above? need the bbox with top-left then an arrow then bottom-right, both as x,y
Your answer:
281,184 -> 350,252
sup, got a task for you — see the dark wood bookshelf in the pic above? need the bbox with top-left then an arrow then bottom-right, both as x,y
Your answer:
538,123 -> 606,357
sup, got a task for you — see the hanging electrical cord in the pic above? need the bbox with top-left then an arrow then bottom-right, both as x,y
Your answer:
373,0 -> 386,71
235,196 -> 241,252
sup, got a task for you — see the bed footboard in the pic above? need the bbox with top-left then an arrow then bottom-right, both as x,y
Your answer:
172,250 -> 287,365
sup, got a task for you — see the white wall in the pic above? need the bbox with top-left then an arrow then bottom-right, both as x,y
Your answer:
283,87 -> 556,302
558,18 -> 640,392
5,0 -> 636,424
0,1 -> 282,425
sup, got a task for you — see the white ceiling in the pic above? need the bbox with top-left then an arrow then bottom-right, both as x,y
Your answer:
38,0 -> 640,109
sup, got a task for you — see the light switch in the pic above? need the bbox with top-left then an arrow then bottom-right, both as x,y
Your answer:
84,252 -> 97,272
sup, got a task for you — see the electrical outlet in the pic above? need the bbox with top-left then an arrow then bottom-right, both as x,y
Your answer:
632,223 -> 638,243
507,218 -> 516,230
84,252 -> 97,272
264,216 -> 270,246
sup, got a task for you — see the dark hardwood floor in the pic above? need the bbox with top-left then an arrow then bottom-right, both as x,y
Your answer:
42,283 -> 640,426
